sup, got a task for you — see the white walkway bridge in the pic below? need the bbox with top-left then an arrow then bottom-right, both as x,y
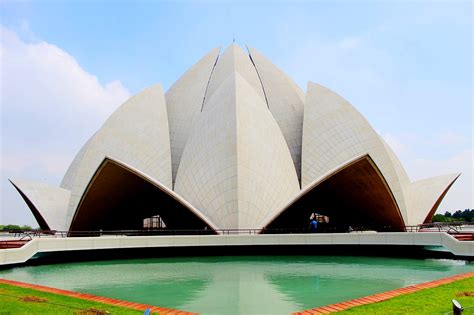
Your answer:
1,232 -> 473,266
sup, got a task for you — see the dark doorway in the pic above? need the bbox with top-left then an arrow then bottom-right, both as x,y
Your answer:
69,159 -> 216,235
263,156 -> 405,232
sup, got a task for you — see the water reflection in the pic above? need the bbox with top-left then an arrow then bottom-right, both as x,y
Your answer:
0,256 -> 471,314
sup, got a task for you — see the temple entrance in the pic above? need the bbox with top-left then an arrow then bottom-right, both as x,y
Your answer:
143,214 -> 167,230
68,159 -> 216,235
263,156 -> 406,233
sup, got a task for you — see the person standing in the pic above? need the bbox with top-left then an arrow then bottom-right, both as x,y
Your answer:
309,218 -> 318,233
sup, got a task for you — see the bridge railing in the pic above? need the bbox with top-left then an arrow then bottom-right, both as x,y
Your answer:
1,222 -> 472,240
413,222 -> 474,233
0,226 -> 397,238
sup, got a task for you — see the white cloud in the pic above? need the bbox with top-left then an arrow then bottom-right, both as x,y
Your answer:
407,149 -> 471,182
438,131 -> 469,147
408,149 -> 473,213
382,133 -> 473,213
1,26 -> 129,118
278,33 -> 396,128
338,36 -> 363,49
0,26 -> 130,225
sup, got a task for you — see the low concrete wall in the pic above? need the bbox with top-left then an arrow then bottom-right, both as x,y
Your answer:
1,232 -> 472,266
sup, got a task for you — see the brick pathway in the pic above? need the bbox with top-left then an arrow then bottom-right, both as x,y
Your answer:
0,278 -> 197,315
293,271 -> 474,314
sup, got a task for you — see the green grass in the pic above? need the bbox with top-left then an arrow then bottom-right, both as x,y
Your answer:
0,283 -> 145,314
338,276 -> 474,315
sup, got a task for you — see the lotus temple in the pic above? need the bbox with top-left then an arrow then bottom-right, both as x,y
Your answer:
9,44 -> 460,234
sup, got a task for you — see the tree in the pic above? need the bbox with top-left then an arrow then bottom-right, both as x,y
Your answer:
0,224 -> 33,231
0,224 -> 22,231
432,214 -> 446,222
432,209 -> 473,223
460,209 -> 473,222
452,210 -> 465,221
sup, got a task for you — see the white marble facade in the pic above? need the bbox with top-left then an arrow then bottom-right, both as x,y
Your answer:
10,44 -> 460,232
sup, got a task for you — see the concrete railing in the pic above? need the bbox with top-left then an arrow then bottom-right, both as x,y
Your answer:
0,232 -> 472,266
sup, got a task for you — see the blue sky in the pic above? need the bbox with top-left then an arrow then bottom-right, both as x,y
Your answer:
1,0 -> 472,226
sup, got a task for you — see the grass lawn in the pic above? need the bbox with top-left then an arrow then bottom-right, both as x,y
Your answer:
0,283 -> 145,314
338,276 -> 474,314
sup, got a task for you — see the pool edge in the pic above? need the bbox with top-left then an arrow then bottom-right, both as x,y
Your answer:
0,278 -> 197,315
293,271 -> 474,314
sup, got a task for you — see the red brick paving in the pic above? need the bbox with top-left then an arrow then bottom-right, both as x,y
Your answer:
293,271 -> 474,314
0,278 -> 197,314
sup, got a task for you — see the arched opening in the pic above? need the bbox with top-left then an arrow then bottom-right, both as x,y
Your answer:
69,158 -> 217,235
263,155 -> 405,232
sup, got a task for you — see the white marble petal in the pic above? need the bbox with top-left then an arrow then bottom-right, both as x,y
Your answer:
166,47 -> 220,186
407,173 -> 460,225
175,70 -> 299,229
203,44 -> 266,106
302,82 -> 408,223
247,46 -> 304,183
9,179 -> 70,231
61,84 -> 172,229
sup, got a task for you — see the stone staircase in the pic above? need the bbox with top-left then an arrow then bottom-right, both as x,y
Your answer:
451,233 -> 474,241
0,240 -> 30,249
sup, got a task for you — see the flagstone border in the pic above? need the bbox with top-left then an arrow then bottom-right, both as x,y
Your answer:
293,271 -> 474,314
0,278 -> 197,315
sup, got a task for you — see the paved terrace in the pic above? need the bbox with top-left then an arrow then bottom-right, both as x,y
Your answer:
1,232 -> 473,266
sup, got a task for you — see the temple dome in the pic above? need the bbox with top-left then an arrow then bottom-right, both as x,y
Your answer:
10,44 -> 460,233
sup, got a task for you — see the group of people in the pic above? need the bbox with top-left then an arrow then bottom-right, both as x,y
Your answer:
308,217 -> 354,233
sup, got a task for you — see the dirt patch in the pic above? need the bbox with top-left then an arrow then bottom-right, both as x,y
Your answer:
456,292 -> 474,297
19,295 -> 48,303
74,308 -> 111,315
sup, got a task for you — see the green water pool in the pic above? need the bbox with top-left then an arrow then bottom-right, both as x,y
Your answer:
0,256 -> 472,314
